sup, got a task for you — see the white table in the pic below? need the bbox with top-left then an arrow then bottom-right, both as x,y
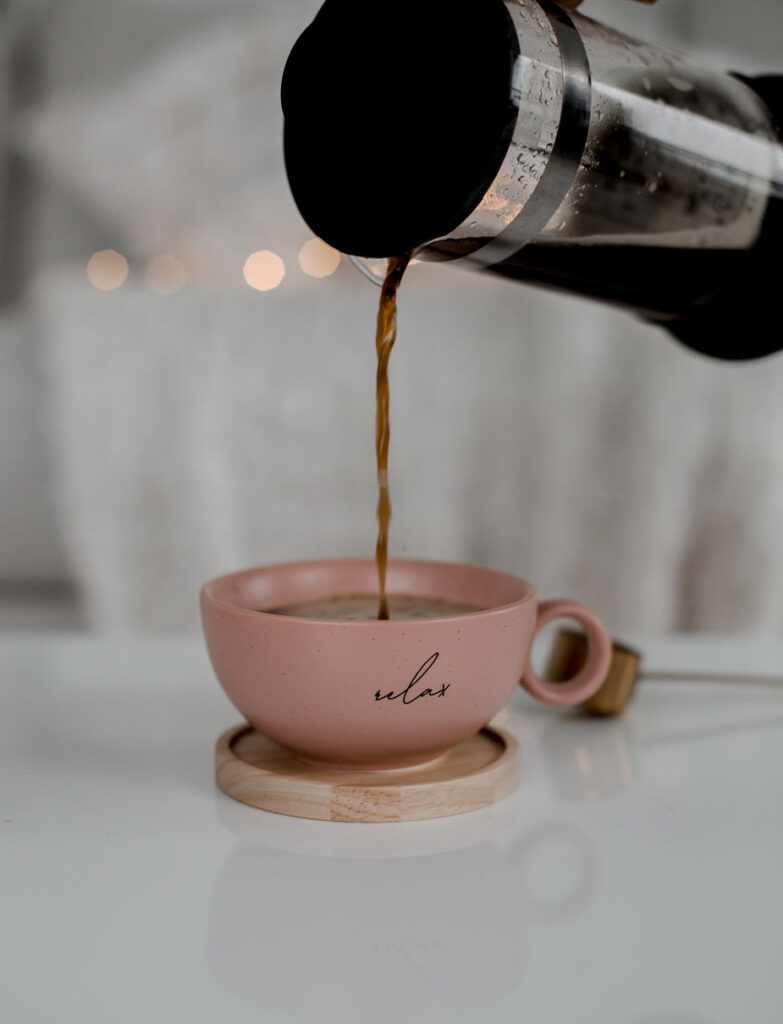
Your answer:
2,634 -> 782,1023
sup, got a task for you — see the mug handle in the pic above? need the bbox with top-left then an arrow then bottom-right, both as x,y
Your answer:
521,599 -> 612,707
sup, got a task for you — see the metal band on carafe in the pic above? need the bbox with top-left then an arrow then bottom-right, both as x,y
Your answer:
463,0 -> 592,269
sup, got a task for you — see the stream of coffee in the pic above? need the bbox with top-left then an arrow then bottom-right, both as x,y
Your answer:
374,252 -> 411,619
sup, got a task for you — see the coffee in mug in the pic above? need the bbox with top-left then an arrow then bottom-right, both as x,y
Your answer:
268,593 -> 482,621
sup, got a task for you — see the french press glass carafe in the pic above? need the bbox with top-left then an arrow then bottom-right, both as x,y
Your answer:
282,0 -> 783,360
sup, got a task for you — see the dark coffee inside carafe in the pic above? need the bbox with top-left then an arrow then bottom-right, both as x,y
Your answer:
484,74 -> 783,362
486,202 -> 783,361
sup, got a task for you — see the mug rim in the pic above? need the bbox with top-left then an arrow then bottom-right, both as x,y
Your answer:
200,557 -> 537,625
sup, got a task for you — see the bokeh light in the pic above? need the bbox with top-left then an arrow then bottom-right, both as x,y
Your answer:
145,254 -> 187,295
86,250 -> 128,290
298,238 -> 340,278
243,250 -> 285,291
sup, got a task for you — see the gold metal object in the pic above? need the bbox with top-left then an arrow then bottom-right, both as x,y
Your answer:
546,630 -> 642,715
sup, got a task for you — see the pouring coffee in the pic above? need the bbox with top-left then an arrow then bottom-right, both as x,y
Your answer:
281,0 -> 783,360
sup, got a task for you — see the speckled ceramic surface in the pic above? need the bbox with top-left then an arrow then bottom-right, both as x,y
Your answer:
200,558 -> 610,770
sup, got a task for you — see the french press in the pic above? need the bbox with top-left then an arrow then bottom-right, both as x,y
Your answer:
282,0 -> 783,360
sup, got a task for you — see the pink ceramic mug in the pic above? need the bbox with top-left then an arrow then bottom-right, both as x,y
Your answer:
201,558 -> 611,770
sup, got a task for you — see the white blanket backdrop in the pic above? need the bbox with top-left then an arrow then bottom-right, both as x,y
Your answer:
38,265 -> 783,633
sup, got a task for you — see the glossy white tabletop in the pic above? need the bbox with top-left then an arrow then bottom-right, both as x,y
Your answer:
2,634 -> 782,1023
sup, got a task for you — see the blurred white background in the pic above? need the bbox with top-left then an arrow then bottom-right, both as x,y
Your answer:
1,0 -> 782,634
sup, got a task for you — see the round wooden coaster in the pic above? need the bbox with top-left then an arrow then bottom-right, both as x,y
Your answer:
216,724 -> 519,823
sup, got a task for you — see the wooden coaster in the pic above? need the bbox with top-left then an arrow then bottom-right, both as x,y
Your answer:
216,724 -> 519,823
